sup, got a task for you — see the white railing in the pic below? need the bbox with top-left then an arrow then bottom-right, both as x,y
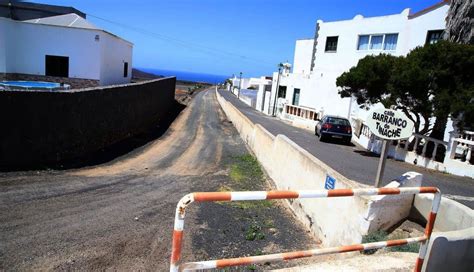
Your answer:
393,134 -> 448,163
284,104 -> 321,121
449,131 -> 474,165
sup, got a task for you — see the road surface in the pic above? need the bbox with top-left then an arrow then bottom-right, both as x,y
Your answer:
219,90 -> 474,208
0,90 -> 315,271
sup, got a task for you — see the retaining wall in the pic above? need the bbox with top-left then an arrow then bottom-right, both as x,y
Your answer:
0,77 -> 176,167
216,90 -> 418,246
413,194 -> 474,272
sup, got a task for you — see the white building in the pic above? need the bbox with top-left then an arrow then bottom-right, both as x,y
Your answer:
265,1 -> 449,128
0,13 -> 133,88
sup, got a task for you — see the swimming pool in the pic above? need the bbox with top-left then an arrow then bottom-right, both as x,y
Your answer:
0,81 -> 69,90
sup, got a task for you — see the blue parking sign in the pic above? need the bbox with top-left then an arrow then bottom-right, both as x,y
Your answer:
325,175 -> 336,190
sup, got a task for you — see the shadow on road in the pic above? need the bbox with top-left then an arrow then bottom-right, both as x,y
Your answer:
0,100 -> 186,172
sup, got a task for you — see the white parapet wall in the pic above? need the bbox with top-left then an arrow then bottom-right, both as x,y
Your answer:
413,194 -> 474,272
216,90 -> 421,247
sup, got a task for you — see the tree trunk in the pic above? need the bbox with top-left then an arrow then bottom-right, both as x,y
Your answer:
429,116 -> 448,140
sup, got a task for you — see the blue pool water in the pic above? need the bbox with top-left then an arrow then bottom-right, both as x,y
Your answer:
1,81 -> 60,89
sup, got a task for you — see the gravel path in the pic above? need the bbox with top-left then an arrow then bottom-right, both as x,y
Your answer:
0,90 -> 316,271
219,90 -> 474,208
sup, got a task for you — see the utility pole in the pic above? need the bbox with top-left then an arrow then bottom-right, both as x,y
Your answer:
272,64 -> 282,116
238,72 -> 242,99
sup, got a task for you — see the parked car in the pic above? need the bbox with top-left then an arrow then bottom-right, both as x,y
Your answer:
315,115 -> 352,144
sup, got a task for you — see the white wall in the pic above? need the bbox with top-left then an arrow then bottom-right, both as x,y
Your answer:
1,18 -> 134,86
0,20 -> 7,73
100,32 -> 133,85
293,39 -> 314,74
3,18 -> 101,80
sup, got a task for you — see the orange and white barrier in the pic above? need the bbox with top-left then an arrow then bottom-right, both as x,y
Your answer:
170,187 -> 441,272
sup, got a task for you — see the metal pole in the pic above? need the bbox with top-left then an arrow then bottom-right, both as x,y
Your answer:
272,66 -> 282,116
238,72 -> 242,99
374,139 -> 389,187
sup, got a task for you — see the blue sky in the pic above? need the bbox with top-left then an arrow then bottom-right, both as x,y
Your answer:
34,0 -> 441,77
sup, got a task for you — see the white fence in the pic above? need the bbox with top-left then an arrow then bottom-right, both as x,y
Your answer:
353,123 -> 473,178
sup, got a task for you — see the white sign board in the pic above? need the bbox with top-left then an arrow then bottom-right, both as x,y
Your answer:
366,107 -> 414,140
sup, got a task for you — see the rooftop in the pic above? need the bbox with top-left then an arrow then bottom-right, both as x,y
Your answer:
23,13 -> 98,30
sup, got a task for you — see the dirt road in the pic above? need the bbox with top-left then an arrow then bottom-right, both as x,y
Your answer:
0,90 -> 316,271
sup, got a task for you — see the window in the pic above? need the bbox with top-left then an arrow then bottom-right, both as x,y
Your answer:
383,34 -> 398,50
292,88 -> 300,106
357,35 -> 370,50
426,30 -> 443,45
45,55 -> 69,77
370,35 -> 383,50
123,62 -> 129,77
357,33 -> 398,51
277,86 -> 287,98
325,36 -> 338,52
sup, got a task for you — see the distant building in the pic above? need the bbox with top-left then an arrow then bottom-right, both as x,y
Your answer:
0,2 -> 133,88
263,1 -> 449,129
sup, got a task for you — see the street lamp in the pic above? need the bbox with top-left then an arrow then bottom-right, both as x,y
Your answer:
272,63 -> 283,116
238,72 -> 242,99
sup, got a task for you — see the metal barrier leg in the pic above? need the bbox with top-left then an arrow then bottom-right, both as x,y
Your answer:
414,189 -> 441,272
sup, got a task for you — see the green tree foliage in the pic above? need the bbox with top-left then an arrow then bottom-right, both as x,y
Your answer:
337,41 -> 474,139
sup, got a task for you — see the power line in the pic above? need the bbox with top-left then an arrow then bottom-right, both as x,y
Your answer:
86,13 -> 276,67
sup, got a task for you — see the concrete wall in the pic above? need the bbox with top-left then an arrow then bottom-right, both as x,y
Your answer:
412,194 -> 474,272
0,77 -> 176,168
217,90 -> 418,247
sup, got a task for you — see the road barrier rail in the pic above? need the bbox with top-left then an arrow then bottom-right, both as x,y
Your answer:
170,187 -> 441,272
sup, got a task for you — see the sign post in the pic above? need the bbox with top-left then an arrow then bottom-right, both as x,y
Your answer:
365,107 -> 414,187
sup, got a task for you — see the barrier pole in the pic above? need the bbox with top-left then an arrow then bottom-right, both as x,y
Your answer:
169,187 -> 440,272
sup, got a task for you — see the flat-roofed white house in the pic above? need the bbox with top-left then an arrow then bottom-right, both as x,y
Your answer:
264,1 -> 449,125
0,11 -> 133,88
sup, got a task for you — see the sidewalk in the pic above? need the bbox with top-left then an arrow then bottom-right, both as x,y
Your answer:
219,90 -> 474,208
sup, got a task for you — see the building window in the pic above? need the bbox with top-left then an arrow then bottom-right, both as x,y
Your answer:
45,55 -> 69,77
292,88 -> 300,106
278,86 -> 287,98
123,62 -> 129,77
370,35 -> 383,50
357,35 -> 370,50
383,34 -> 398,50
426,30 -> 443,45
357,33 -> 398,51
325,36 -> 338,52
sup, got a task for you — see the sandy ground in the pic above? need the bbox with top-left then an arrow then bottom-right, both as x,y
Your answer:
0,90 -> 317,271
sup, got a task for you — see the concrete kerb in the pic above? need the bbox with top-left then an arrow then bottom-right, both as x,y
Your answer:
215,90 -> 419,247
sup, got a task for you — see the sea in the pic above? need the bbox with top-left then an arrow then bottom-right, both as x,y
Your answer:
139,68 -> 228,84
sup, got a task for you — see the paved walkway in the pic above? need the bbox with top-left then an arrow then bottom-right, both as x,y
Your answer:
219,90 -> 474,208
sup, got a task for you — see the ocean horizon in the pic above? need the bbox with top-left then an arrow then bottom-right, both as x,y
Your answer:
139,68 -> 229,84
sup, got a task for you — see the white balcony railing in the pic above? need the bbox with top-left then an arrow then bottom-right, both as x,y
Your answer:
449,131 -> 474,165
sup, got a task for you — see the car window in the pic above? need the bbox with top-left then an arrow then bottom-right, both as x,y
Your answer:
327,117 -> 350,126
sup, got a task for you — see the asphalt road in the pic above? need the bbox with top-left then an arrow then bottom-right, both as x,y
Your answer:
0,90 -> 316,271
219,90 -> 474,209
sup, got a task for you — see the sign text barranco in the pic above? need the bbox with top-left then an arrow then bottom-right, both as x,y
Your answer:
366,108 -> 414,140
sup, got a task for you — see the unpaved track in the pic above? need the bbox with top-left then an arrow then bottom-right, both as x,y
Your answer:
0,90 -> 315,271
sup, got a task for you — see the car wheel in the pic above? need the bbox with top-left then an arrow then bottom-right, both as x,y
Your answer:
319,132 -> 325,142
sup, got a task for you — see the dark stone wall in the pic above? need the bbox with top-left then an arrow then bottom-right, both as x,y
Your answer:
3,73 -> 100,89
0,77 -> 176,167
445,0 -> 474,44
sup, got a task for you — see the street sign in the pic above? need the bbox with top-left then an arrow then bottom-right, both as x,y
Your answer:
365,107 -> 414,187
325,175 -> 336,190
365,108 -> 414,140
